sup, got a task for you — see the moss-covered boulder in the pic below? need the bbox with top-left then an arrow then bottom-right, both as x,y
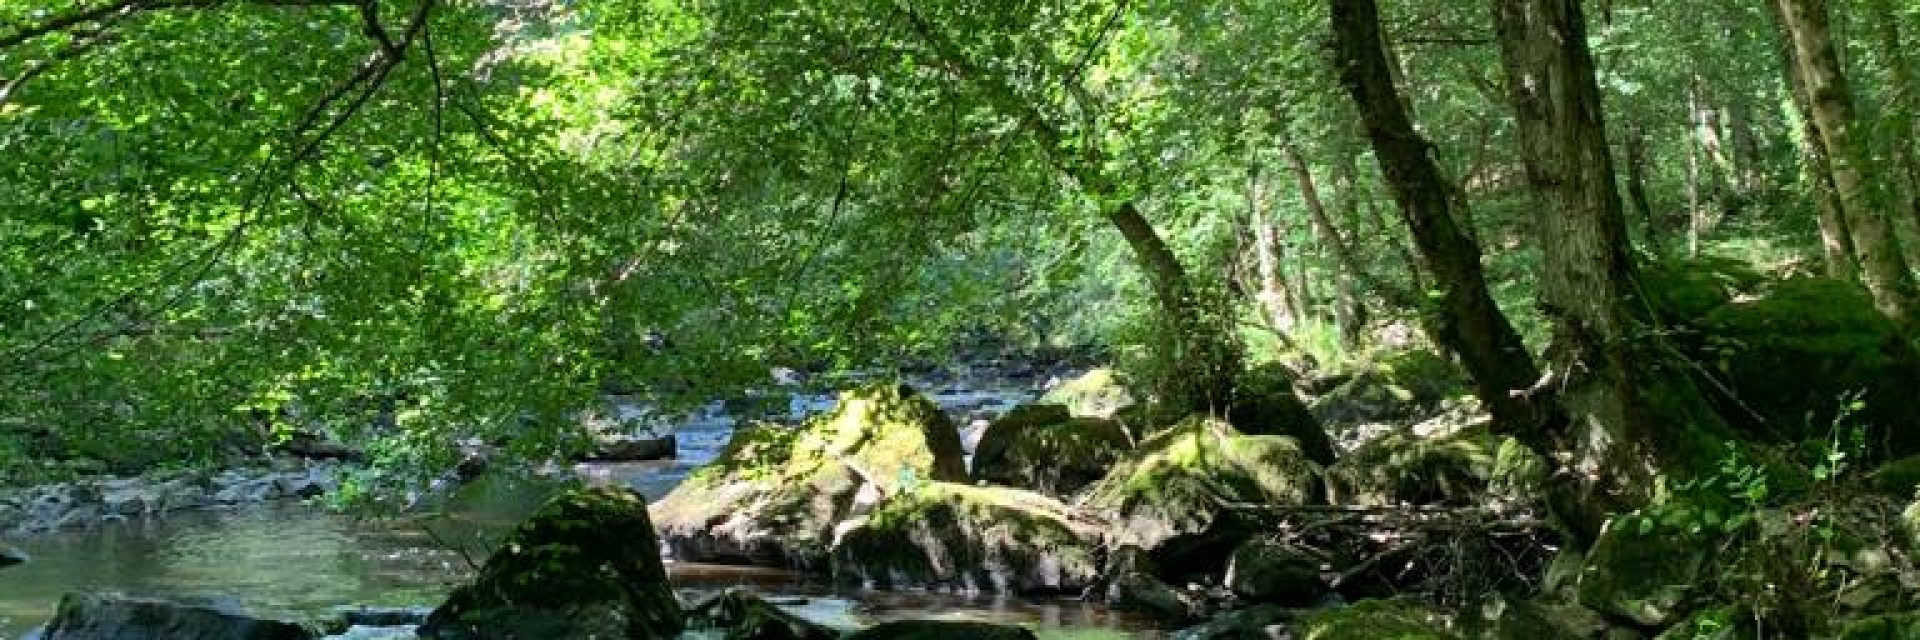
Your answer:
1836,611 -> 1920,639
1310,350 -> 1469,428
1866,455 -> 1920,498
651,383 -> 969,566
1665,274 -> 1920,461
1078,418 -> 1321,568
830,482 -> 1103,594
1100,545 -> 1203,621
1574,516 -> 1711,628
420,487 -> 681,640
972,403 -> 1132,496
1224,539 -> 1327,606
684,588 -> 839,640
1294,599 -> 1459,639
1651,605 -> 1745,640
1227,362 -> 1333,464
1040,368 -> 1136,419
1325,427 -> 1544,508
844,621 -> 1036,640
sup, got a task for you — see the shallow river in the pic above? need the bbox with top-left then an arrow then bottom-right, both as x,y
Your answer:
0,381 -> 1168,638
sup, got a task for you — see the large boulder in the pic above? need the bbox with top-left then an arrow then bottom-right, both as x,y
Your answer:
651,383 -> 969,566
1575,515 -> 1710,628
1227,363 -> 1333,464
683,589 -> 839,640
1039,368 -> 1135,419
830,482 -> 1103,593
40,592 -> 313,640
420,487 -> 681,640
1836,611 -> 1920,639
1078,418 -> 1321,568
1099,546 -> 1203,621
1224,539 -> 1328,606
971,403 -> 1132,496
1325,427 -> 1545,508
1645,267 -> 1920,461
844,621 -> 1036,640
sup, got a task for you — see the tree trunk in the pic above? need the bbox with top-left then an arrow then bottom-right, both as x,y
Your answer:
1776,0 -> 1920,326
1249,164 -> 1298,330
1489,0 -> 1726,527
1623,122 -> 1659,251
1330,0 -> 1555,442
1284,142 -> 1416,312
1868,0 -> 1920,264
1769,0 -> 1859,280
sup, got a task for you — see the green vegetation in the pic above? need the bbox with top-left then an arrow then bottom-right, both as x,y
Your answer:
7,0 -> 1920,637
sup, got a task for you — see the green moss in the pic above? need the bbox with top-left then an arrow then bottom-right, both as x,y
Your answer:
1297,599 -> 1459,640
424,487 -> 681,639
1079,418 -> 1320,560
1837,611 -> 1920,639
1576,514 -> 1711,628
1326,427 -> 1524,507
1694,278 -> 1920,459
833,482 -> 1102,593
652,382 -> 970,565
1040,368 -> 1137,419
973,403 -> 1130,496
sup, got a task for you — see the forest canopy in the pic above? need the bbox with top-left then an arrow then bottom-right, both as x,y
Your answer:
3,0 -> 1919,517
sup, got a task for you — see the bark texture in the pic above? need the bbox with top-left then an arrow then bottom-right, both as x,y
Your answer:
1329,0 -> 1554,442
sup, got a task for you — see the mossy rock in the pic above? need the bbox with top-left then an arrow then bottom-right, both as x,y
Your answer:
1479,597 -> 1609,640
421,487 -> 681,640
1575,515 -> 1711,628
844,620 -> 1037,640
1102,546 -> 1201,621
1224,539 -> 1327,606
1639,257 -> 1767,324
1294,599 -> 1459,640
1040,368 -> 1136,419
1651,605 -> 1745,640
651,383 -> 969,566
1228,362 -> 1333,464
1835,611 -> 1920,639
684,588 -> 838,640
1078,417 -> 1321,568
973,403 -> 1132,496
1866,455 -> 1920,498
1326,427 -> 1541,507
1310,350 -> 1467,430
1689,277 -> 1920,460
831,482 -> 1103,594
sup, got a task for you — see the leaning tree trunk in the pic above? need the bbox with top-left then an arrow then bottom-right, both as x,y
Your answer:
1623,122 -> 1660,251
1489,0 -> 1727,527
1769,0 -> 1859,280
1868,0 -> 1920,262
1776,0 -> 1920,327
1329,0 -> 1556,443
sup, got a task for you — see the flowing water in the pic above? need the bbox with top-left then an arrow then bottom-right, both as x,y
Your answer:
0,376 -> 1168,638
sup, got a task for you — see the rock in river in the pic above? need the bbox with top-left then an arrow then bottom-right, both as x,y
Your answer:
420,487 -> 681,640
39,592 -> 314,640
1078,417 -> 1321,568
831,482 -> 1104,593
684,588 -> 839,640
652,382 -> 969,567
970,403 -> 1131,496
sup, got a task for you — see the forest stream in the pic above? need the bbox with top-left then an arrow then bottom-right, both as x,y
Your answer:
0,375 -> 1167,639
